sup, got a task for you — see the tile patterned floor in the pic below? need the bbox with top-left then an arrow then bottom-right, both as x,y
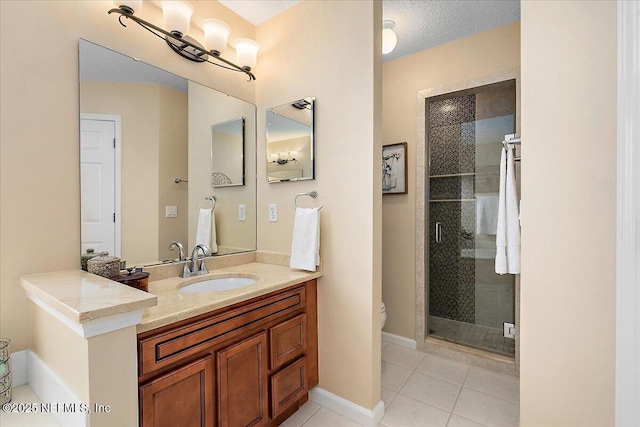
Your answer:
284,342 -> 519,427
428,316 -> 516,357
0,386 -> 61,427
3,344 -> 519,427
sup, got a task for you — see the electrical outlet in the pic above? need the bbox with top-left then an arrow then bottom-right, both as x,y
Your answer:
268,204 -> 278,222
165,206 -> 178,218
238,204 -> 246,221
503,322 -> 515,339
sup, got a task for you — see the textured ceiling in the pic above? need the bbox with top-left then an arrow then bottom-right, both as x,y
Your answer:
218,0 -> 520,62
382,0 -> 520,62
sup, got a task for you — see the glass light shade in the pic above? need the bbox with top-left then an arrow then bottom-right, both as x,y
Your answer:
382,28 -> 397,54
202,19 -> 231,55
162,1 -> 193,37
235,38 -> 259,71
113,0 -> 142,13
382,20 -> 397,55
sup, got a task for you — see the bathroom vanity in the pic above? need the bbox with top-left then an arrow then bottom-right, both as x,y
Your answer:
19,253 -> 321,427
135,256 -> 321,427
137,279 -> 318,427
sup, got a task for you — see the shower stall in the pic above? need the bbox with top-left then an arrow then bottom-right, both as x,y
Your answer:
425,80 -> 517,357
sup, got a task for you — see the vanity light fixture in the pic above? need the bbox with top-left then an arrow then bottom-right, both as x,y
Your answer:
382,20 -> 397,55
109,0 -> 258,81
270,152 -> 297,165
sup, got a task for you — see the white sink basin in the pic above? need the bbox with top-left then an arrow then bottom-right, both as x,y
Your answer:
179,277 -> 257,293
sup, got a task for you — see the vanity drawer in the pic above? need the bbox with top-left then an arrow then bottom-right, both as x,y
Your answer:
270,356 -> 307,417
269,314 -> 307,370
139,286 -> 306,376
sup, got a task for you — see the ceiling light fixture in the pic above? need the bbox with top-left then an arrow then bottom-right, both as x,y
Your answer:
382,20 -> 397,55
109,0 -> 258,81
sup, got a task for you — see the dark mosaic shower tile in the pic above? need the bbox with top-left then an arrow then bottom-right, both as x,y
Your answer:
429,96 -> 476,176
429,95 -> 476,128
426,83 -> 517,357
430,176 -> 475,200
429,201 -> 476,324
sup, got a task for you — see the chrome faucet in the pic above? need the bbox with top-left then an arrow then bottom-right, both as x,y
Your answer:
168,241 -> 185,261
181,244 -> 211,278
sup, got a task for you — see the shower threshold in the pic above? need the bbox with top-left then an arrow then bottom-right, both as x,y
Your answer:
428,315 -> 515,357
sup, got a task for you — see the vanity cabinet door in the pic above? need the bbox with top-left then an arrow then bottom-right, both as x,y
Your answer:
217,332 -> 269,427
140,355 -> 214,427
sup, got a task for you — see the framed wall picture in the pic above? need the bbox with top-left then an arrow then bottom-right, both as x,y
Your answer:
382,142 -> 408,195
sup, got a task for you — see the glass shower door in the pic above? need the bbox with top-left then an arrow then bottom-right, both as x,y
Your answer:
426,81 -> 516,357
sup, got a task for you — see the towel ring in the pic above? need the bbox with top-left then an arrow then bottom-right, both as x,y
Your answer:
205,195 -> 217,210
294,191 -> 323,210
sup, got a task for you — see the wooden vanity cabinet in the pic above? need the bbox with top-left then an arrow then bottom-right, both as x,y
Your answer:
137,279 -> 318,427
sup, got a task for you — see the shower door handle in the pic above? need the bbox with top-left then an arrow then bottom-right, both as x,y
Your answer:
435,222 -> 443,243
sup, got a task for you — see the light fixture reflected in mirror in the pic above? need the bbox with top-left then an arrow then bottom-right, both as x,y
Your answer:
109,1 -> 258,81
382,20 -> 397,55
270,151 -> 298,165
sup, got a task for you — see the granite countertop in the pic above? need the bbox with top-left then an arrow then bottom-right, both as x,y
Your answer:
139,262 -> 322,333
19,270 -> 157,324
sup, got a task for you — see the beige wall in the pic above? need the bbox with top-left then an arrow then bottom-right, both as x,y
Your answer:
32,305 -> 139,425
0,0 -> 255,352
520,2 -> 617,425
256,0 -> 382,410
31,306 -> 90,401
381,22 -> 521,338
158,86 -> 189,262
87,326 -> 139,427
188,81 -> 257,253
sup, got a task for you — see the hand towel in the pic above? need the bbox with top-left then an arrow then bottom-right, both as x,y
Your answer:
475,193 -> 499,235
290,207 -> 320,272
196,208 -> 212,252
495,147 -> 521,274
210,210 -> 218,254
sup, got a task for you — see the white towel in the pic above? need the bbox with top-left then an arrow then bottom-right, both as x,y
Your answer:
495,147 -> 521,274
290,207 -> 320,272
476,193 -> 499,235
210,210 -> 218,254
195,208 -> 218,254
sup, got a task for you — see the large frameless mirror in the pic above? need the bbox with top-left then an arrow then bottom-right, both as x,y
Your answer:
266,97 -> 315,183
79,39 -> 257,268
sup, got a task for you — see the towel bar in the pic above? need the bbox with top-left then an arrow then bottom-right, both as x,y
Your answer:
294,192 -> 323,210
205,195 -> 217,210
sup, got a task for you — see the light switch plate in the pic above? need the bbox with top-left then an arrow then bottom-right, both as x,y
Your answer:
165,206 -> 178,218
268,204 -> 277,222
238,204 -> 246,221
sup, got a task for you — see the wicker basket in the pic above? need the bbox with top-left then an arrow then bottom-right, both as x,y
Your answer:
88,254 -> 121,278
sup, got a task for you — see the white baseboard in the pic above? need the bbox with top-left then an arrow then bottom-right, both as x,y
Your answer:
382,331 -> 418,349
309,387 -> 384,427
19,350 -> 89,427
9,350 -> 27,387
